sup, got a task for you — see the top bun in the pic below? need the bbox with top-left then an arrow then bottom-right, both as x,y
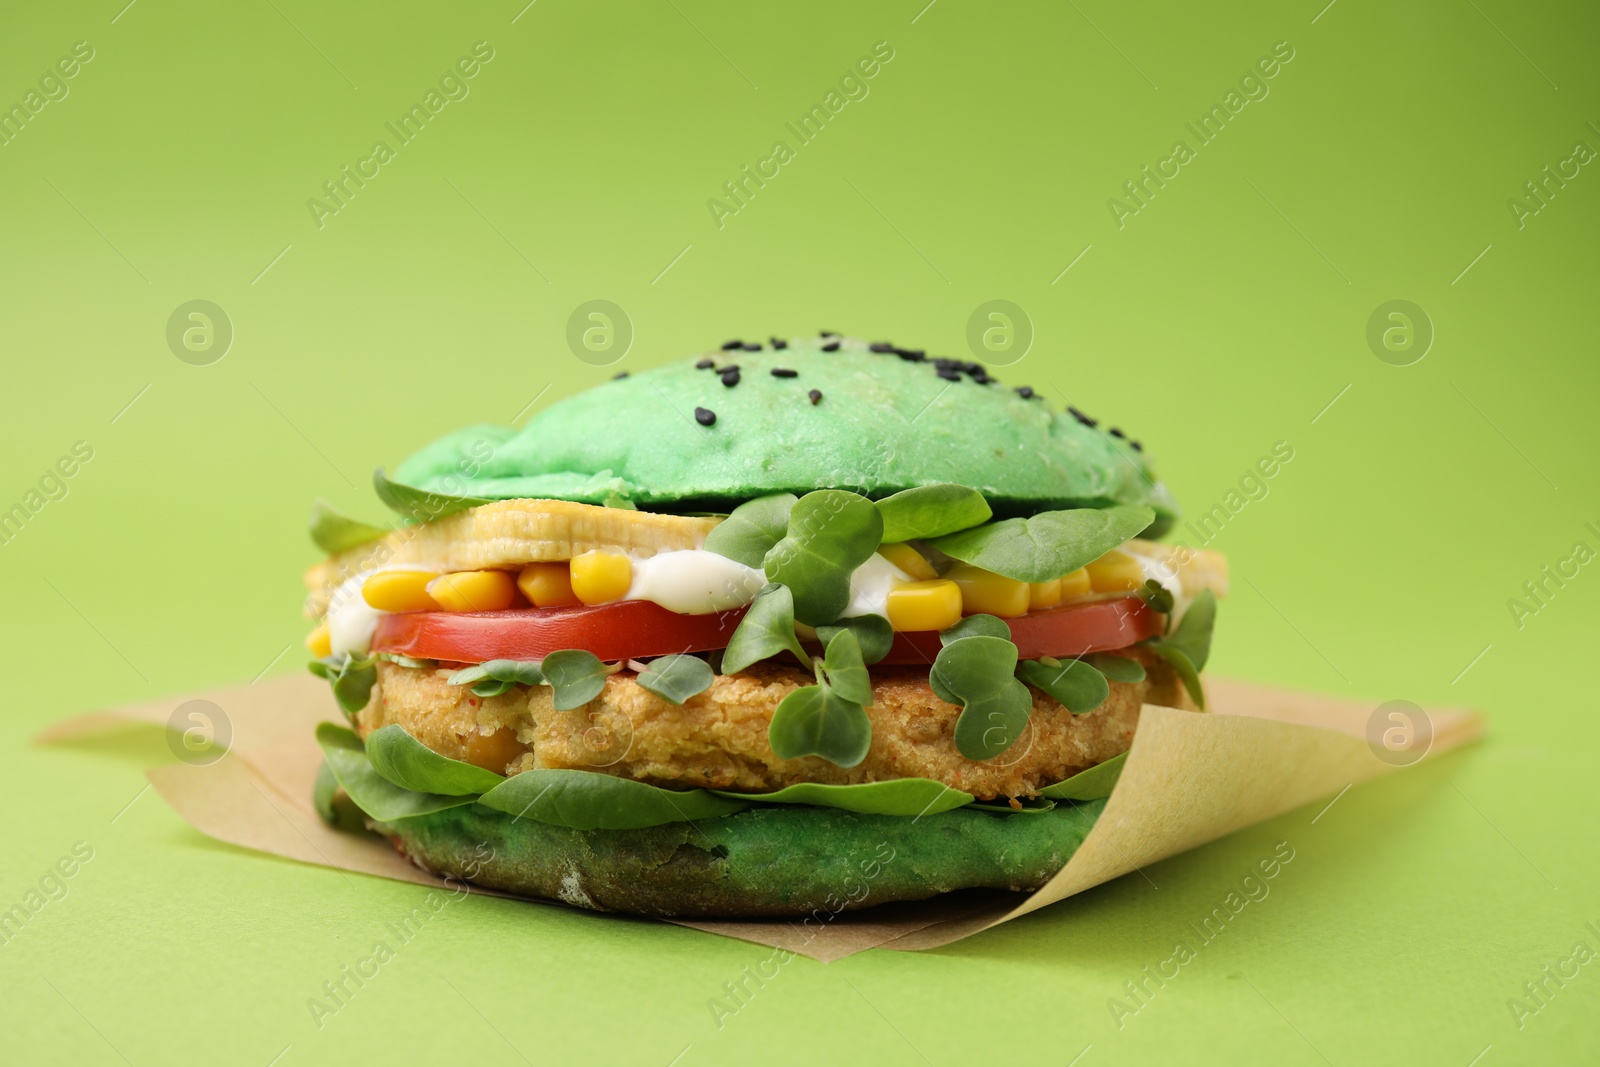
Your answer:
394,336 -> 1176,527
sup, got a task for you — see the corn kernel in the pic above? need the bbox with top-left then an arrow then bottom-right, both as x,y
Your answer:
1085,550 -> 1144,594
885,579 -> 963,632
426,570 -> 517,612
305,621 -> 332,658
1028,578 -> 1062,611
1058,567 -> 1092,601
945,563 -> 1031,618
569,550 -> 633,605
362,570 -> 440,613
878,542 -> 938,582
517,561 -> 581,608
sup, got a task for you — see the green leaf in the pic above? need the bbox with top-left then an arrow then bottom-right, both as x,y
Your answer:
815,614 -> 893,665
602,491 -> 637,510
541,649 -> 610,710
1145,590 -> 1216,709
308,499 -> 388,554
1166,589 -> 1217,671
1017,657 -> 1109,714
308,653 -> 378,716
1138,578 -> 1175,615
365,724 -> 506,796
763,490 -> 884,625
767,684 -> 873,768
722,584 -> 809,674
1038,752 -> 1128,800
714,779 -> 973,816
447,659 -> 544,698
703,493 -> 797,568
1086,652 -> 1145,684
637,654 -> 715,705
928,504 -> 1156,583
821,629 -> 872,706
931,635 -> 1033,761
312,759 -> 339,824
476,768 -> 749,829
374,468 -> 492,523
314,723 -> 477,822
874,484 -> 992,542
939,613 -> 1010,645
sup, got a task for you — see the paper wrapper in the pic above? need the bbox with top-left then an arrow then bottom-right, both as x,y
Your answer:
37,674 -> 1480,961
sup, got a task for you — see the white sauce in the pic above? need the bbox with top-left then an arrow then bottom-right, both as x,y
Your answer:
623,550 -> 766,614
839,552 -> 913,618
325,562 -> 447,659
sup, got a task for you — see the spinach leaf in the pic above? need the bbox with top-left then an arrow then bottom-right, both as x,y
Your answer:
703,493 -> 797,568
541,649 -> 611,710
874,484 -> 992,542
476,768 -> 749,829
763,490 -> 884,625
1086,652 -> 1145,683
636,654 -> 715,705
447,659 -> 544,698
767,683 -> 873,768
313,759 -> 339,823
1146,590 -> 1216,709
722,584 -> 810,674
715,778 -> 973,816
1138,578 -> 1175,615
928,504 -> 1155,583
1017,656 -> 1110,714
821,629 -> 873,706
815,614 -> 893,665
365,724 -> 506,796
931,635 -> 1033,761
1038,751 -> 1128,800
308,499 -> 388,554
373,468 -> 492,523
939,613 -> 1010,645
308,653 -> 378,716
315,723 -> 477,822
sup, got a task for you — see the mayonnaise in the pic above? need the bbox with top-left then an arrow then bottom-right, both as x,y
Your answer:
623,550 -> 766,614
838,552 -> 913,618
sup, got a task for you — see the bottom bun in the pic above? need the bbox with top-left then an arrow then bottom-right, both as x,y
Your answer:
374,798 -> 1106,919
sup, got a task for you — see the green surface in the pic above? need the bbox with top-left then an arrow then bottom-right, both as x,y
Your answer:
1,1 -> 1596,1064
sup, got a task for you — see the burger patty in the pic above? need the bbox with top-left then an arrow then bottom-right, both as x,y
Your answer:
357,647 -> 1197,801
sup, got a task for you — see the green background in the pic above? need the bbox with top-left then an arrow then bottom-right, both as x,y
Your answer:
2,0 -> 1596,1063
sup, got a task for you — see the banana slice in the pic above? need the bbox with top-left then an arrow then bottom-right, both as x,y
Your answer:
304,499 -> 719,616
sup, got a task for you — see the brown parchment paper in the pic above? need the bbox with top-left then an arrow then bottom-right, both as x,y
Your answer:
36,673 -> 1480,962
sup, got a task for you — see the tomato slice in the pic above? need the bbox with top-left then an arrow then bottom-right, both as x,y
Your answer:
371,600 -> 746,664
877,597 -> 1162,665
370,595 -> 1159,667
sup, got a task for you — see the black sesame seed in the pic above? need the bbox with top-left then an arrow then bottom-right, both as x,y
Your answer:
1108,427 -> 1125,438
771,368 -> 798,378
1131,440 -> 1144,452
1014,386 -> 1034,399
895,348 -> 926,361
869,342 -> 895,353
695,407 -> 716,426
694,358 -> 716,370
821,341 -> 841,352
771,337 -> 788,349
721,339 -> 743,350
742,342 -> 762,351
612,371 -> 629,380
933,357 -> 960,369
807,389 -> 823,405
936,367 -> 963,381
720,369 -> 741,387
